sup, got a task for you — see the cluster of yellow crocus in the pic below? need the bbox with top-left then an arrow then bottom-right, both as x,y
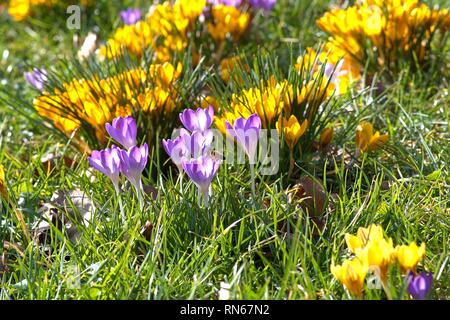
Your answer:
207,4 -> 251,43
317,0 -> 449,69
33,62 -> 181,143
100,1 -> 252,63
215,77 -> 290,131
355,122 -> 389,152
8,0 -> 93,21
215,64 -> 336,152
100,0 -> 206,62
295,42 -> 361,96
332,224 -> 426,298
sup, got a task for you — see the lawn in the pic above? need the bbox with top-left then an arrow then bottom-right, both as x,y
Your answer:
0,0 -> 449,300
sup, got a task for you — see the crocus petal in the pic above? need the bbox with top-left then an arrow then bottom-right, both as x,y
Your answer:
120,143 -> 148,186
180,109 -> 197,132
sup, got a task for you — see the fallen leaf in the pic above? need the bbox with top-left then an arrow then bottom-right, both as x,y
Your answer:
288,176 -> 327,217
33,189 -> 93,247
143,185 -> 158,200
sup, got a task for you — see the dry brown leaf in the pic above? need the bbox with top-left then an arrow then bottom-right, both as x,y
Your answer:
33,189 -> 93,247
288,176 -> 327,217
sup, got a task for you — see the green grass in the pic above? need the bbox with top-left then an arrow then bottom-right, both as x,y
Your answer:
0,0 -> 449,300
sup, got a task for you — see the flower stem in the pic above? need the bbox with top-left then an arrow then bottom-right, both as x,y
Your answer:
203,191 -> 210,208
178,170 -> 183,196
114,184 -> 125,224
381,278 -> 393,300
288,149 -> 294,179
250,163 -> 256,199
135,179 -> 144,211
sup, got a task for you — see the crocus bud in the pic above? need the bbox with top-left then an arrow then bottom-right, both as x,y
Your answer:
180,129 -> 214,158
319,127 -> 334,148
407,272 -> 432,300
0,164 -> 6,198
276,115 -> 308,150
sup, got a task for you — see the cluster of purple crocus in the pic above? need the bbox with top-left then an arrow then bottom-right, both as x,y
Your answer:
163,105 -> 262,205
88,116 -> 148,210
207,0 -> 277,11
163,106 -> 220,206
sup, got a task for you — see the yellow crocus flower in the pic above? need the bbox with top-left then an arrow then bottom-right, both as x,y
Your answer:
276,116 -> 308,150
201,96 -> 220,113
345,224 -> 385,253
8,0 -> 31,21
331,256 -> 368,297
355,122 -> 389,152
396,242 -> 426,272
176,0 -> 206,22
319,127 -> 334,148
357,238 -> 396,282
207,5 -> 250,43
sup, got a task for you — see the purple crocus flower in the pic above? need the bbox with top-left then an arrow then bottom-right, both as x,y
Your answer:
105,116 -> 137,150
162,133 -> 190,170
225,114 -> 261,164
182,156 -> 221,206
119,143 -> 148,188
119,143 -> 148,209
407,272 -> 433,300
207,0 -> 242,6
180,129 -> 214,158
88,145 -> 122,192
163,129 -> 213,168
24,68 -> 47,91
179,105 -> 214,133
248,0 -> 277,11
119,8 -> 141,25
